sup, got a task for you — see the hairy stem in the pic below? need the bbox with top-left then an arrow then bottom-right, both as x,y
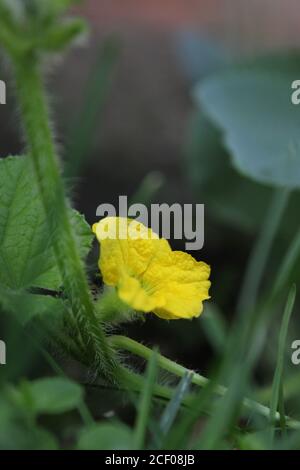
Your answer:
12,53 -> 116,379
111,335 -> 300,430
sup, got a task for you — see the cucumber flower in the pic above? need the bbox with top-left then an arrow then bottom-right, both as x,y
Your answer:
92,217 -> 211,320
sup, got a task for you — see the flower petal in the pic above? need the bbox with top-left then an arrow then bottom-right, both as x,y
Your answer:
151,252 -> 211,319
93,217 -> 211,320
93,217 -> 170,286
118,274 -> 165,313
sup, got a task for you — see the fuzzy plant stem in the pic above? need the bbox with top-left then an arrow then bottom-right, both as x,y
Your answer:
12,53 -> 117,379
110,335 -> 300,430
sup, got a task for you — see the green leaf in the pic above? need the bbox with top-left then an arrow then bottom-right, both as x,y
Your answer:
0,286 -> 67,325
28,428 -> 59,450
237,431 -> 269,451
78,422 -> 133,450
185,112 -> 273,233
0,423 -> 58,450
12,377 -> 84,415
0,393 -> 58,449
0,155 -> 93,291
196,54 -> 300,188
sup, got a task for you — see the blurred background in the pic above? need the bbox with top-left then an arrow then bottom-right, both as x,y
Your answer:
1,0 -> 300,440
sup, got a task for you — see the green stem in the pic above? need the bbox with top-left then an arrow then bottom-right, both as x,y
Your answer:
237,189 -> 290,315
117,365 -> 191,405
112,335 -> 209,388
110,335 -> 300,430
12,53 -> 116,379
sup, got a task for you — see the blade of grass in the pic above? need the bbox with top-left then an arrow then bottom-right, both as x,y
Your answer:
130,171 -> 165,206
196,188 -> 291,449
159,371 -> 193,438
163,372 -> 217,449
148,371 -> 193,450
192,282 -> 278,448
269,285 -> 296,445
64,37 -> 119,178
197,362 -> 248,450
133,348 -> 158,449
273,229 -> 300,297
201,303 -> 227,354
237,188 -> 289,315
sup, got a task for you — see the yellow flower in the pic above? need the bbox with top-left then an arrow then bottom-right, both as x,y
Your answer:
92,217 -> 211,320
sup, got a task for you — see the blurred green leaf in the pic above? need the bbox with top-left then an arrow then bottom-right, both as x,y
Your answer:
185,112 -> 272,233
0,393 -> 58,449
39,19 -> 87,51
237,430 -> 269,450
27,428 -> 59,450
0,1 -> 17,26
0,423 -> 58,450
77,422 -> 133,450
11,377 -> 83,415
29,377 -> 83,414
0,156 -> 93,291
196,54 -> 300,188
0,287 -> 67,325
